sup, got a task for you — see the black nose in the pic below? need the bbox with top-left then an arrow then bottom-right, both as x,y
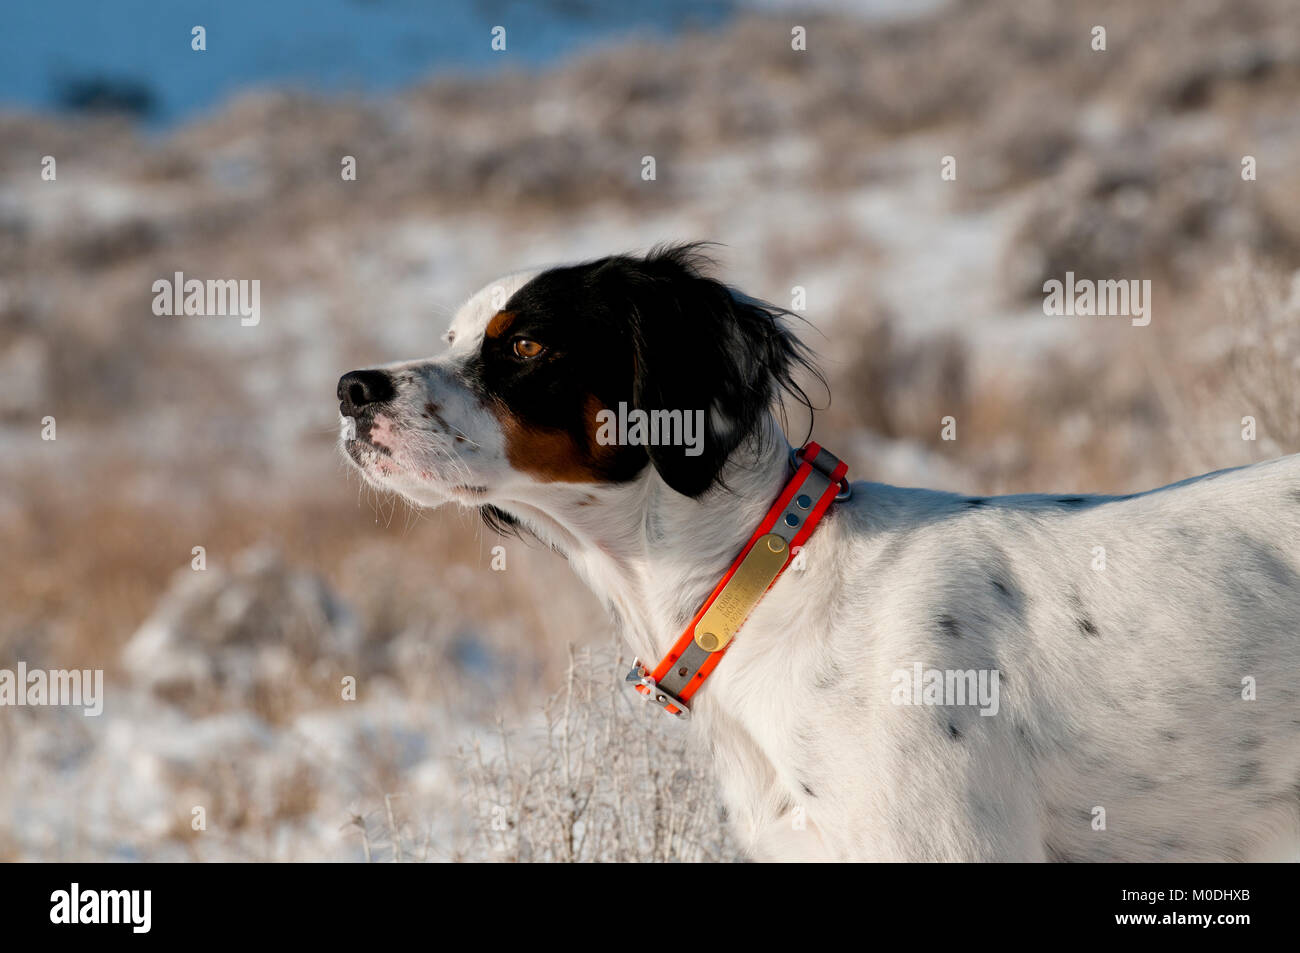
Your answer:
337,369 -> 396,416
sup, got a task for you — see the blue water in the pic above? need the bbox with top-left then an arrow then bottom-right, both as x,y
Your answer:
0,0 -> 734,126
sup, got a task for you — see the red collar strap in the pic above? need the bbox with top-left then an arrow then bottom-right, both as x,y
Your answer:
627,442 -> 850,718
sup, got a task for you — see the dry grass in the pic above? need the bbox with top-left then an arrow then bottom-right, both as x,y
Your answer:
1222,259 -> 1300,454
458,646 -> 741,863
4,0 -> 1300,861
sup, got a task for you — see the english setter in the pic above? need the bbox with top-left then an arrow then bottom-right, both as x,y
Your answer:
338,245 -> 1300,861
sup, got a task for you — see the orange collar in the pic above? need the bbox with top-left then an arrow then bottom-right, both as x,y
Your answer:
628,442 -> 850,717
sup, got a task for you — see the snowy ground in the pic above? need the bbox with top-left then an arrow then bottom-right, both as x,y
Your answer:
2,0 -> 1299,860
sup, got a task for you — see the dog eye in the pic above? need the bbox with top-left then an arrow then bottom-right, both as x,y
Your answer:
513,338 -> 544,359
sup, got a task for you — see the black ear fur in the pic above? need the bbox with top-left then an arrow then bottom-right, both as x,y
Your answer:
607,243 -> 823,497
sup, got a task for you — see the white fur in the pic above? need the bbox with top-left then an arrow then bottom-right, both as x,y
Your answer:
342,276 -> 1300,862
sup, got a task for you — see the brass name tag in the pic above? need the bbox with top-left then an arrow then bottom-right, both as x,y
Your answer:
694,534 -> 789,653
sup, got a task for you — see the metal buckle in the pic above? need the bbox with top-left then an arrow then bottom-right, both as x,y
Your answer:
789,446 -> 852,502
625,658 -> 691,718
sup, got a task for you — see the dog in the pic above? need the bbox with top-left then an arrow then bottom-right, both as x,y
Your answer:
338,244 -> 1300,861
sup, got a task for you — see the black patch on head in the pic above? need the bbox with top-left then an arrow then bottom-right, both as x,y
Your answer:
479,243 -> 824,498
938,614 -> 961,639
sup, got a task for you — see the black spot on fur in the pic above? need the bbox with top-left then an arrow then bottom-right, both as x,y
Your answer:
480,504 -> 526,538
801,782 -> 816,797
947,722 -> 962,739
1068,588 -> 1098,637
1131,774 -> 1156,792
813,660 -> 843,690
1233,761 -> 1262,786
938,615 -> 961,639
990,577 -> 1023,611
422,401 -> 453,432
1015,724 -> 1038,757
479,505 -> 563,555
1043,842 -> 1075,863
879,532 -> 913,568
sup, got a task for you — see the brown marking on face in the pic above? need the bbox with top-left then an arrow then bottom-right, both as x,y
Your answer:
485,310 -> 517,340
494,393 -> 626,483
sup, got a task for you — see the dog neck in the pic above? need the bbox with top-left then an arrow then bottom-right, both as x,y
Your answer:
503,416 -> 792,664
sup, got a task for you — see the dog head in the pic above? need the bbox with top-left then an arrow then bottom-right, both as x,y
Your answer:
337,244 -> 819,532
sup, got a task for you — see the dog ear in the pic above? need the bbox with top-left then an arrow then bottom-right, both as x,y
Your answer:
610,244 -> 820,497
